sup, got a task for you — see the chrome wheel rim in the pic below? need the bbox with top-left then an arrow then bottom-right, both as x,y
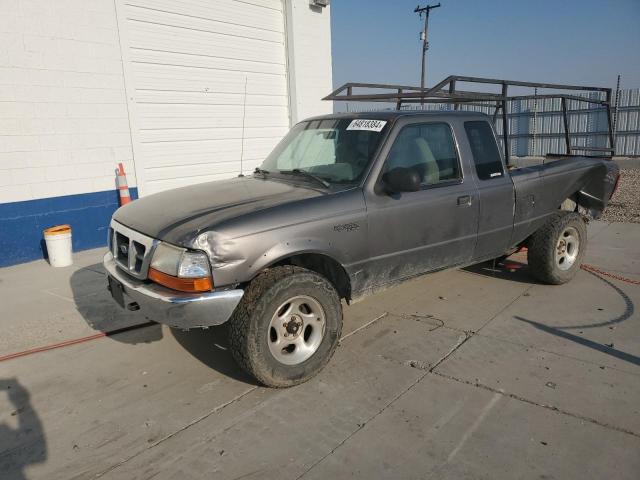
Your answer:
267,295 -> 326,365
555,226 -> 580,271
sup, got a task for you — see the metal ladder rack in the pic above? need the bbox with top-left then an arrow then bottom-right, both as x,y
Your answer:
324,75 -> 616,166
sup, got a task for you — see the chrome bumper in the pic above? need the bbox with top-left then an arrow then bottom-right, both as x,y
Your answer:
103,252 -> 244,329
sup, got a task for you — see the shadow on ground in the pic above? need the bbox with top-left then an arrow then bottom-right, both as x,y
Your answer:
515,266 -> 637,366
463,259 -> 540,285
468,259 -> 635,329
468,257 -> 638,366
554,269 -> 635,330
0,378 -> 47,480
69,264 -> 254,383
171,325 -> 257,385
516,316 -> 640,367
69,264 -> 163,345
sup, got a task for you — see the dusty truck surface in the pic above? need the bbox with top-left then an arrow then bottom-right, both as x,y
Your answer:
104,77 -> 620,387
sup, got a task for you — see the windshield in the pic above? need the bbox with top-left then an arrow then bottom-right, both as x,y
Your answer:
259,118 -> 389,184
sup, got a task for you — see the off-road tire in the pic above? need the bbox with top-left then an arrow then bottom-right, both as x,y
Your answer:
527,211 -> 587,285
228,265 -> 342,388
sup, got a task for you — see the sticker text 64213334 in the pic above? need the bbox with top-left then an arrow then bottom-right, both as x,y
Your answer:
346,119 -> 387,132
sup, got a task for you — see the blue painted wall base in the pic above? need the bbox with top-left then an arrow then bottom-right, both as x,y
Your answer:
0,188 -> 138,267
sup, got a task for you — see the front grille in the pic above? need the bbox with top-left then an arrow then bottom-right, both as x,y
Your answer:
110,220 -> 157,280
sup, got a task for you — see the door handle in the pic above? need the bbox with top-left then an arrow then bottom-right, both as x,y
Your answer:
457,195 -> 472,206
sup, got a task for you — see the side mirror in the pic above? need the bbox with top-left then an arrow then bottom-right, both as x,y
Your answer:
381,167 -> 421,193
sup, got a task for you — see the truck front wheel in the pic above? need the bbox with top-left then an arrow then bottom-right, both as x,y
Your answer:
228,266 -> 342,387
527,211 -> 587,285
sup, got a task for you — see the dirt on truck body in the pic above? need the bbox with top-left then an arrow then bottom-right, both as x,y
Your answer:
105,77 -> 620,387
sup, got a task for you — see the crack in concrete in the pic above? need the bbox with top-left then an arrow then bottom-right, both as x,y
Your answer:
475,285 -> 534,334
428,332 -> 473,372
93,386 -> 258,478
378,354 -> 433,371
400,281 -> 640,440
296,368 -> 431,480
93,311 -> 405,479
299,329 -> 475,479
474,331 -> 640,379
94,273 -> 637,479
299,282 -> 569,477
377,282 -> 640,442
379,330 -> 474,374
432,370 -> 640,439
339,312 -> 388,341
87,266 -> 106,275
42,289 -> 76,303
95,311 -> 398,478
400,313 -> 445,331
298,291 -> 526,478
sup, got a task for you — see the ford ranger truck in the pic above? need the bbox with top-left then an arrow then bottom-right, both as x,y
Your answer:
104,111 -> 619,387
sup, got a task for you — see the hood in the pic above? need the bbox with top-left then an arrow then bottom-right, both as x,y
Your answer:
113,176 -> 324,245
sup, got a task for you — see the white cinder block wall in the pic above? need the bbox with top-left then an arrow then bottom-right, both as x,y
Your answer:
0,0 -> 136,205
285,0 -> 333,123
117,0 -> 293,196
117,0 -> 333,196
0,0 -> 332,266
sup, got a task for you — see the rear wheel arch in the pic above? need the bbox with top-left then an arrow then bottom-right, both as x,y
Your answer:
560,191 -> 579,212
560,190 -> 604,218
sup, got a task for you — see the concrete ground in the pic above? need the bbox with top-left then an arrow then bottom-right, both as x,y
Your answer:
0,221 -> 639,480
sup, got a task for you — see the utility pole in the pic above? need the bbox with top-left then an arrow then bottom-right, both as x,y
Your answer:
414,3 -> 441,104
613,74 -> 621,137
533,87 -> 538,157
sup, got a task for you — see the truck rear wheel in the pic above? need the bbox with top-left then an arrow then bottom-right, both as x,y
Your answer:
527,211 -> 587,285
228,265 -> 342,387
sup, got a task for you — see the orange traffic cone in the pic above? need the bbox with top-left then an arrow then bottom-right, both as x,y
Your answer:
116,163 -> 131,205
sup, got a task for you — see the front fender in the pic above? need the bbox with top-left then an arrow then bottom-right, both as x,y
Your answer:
194,228 -> 364,288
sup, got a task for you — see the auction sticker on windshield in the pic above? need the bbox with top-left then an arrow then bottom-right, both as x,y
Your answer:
346,119 -> 387,132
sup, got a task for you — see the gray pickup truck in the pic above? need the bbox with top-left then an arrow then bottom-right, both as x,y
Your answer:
104,110 -> 619,387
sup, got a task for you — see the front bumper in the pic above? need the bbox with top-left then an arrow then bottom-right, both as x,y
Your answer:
103,252 -> 244,329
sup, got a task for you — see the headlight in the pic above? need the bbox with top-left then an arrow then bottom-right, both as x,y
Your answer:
150,243 -> 183,276
178,251 -> 210,278
149,242 -> 212,292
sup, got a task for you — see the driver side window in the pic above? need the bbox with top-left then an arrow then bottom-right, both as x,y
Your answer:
385,122 -> 461,186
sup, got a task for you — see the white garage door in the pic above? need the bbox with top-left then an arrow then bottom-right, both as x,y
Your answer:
119,0 -> 291,195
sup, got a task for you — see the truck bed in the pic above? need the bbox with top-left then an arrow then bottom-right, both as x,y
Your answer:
509,156 -> 619,247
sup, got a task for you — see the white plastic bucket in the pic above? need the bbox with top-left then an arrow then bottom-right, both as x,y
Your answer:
44,224 -> 73,267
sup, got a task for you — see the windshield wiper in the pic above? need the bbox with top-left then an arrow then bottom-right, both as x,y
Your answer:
254,167 -> 270,176
279,169 -> 330,188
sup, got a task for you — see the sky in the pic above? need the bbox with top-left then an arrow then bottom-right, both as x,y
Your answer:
330,0 -> 640,94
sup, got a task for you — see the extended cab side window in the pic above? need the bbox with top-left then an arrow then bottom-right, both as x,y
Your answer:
384,122 -> 461,186
464,121 -> 504,180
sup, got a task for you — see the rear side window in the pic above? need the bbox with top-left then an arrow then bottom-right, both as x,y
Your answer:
384,122 -> 461,186
464,121 -> 504,180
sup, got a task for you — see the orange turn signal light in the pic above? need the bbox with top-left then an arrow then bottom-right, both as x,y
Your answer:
148,267 -> 213,293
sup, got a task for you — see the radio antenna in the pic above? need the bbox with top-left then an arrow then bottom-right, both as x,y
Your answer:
239,76 -> 248,177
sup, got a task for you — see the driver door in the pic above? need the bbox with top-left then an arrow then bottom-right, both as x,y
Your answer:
364,121 -> 479,287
